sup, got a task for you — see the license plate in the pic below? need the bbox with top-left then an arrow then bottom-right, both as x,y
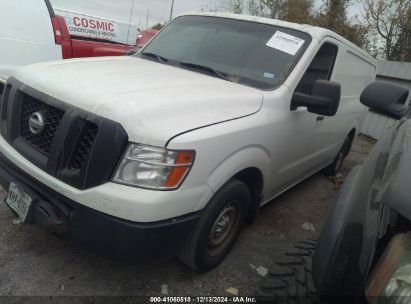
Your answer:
5,182 -> 33,221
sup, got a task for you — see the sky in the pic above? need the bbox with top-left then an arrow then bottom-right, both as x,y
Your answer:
50,0 -> 363,29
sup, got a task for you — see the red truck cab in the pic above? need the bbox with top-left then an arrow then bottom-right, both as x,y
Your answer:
52,15 -> 134,59
136,29 -> 159,48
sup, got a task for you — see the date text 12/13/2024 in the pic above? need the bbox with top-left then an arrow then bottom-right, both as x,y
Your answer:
149,297 -> 257,303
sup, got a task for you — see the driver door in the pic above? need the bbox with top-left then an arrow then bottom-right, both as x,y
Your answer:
267,41 -> 340,196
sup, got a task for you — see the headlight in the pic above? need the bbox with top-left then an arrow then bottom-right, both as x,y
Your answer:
112,143 -> 194,190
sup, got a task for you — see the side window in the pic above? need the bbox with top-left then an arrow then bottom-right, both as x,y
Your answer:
296,42 -> 338,95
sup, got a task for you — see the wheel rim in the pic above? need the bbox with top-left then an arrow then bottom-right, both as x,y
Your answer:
207,200 -> 239,257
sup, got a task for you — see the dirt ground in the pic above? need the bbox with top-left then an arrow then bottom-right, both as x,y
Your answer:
0,135 -> 376,298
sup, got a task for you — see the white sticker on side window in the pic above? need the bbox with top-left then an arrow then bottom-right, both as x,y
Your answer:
266,31 -> 305,56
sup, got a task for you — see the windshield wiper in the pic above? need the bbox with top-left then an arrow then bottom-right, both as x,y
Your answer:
140,52 -> 169,63
179,62 -> 231,81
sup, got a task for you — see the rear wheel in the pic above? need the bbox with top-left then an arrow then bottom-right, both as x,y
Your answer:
254,239 -> 319,303
178,179 -> 250,272
323,134 -> 353,177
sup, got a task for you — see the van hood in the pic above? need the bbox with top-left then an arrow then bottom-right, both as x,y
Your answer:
14,57 -> 263,146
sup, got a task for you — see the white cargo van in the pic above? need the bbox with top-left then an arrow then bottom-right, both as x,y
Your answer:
0,0 -> 133,97
0,0 -> 65,94
0,13 -> 376,272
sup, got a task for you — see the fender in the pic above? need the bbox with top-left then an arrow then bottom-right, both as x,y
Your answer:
206,146 -> 270,200
313,118 -> 408,296
312,165 -> 364,296
383,120 -> 411,220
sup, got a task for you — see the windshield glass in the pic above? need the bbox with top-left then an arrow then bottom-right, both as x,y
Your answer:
138,15 -> 311,90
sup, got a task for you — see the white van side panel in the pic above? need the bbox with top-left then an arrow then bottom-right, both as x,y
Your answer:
307,38 -> 376,166
331,42 -> 376,136
333,49 -> 377,97
0,0 -> 61,81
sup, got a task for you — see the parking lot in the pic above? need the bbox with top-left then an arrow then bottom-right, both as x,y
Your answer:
0,135 -> 375,297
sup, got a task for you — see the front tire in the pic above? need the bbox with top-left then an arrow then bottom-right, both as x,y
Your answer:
178,179 -> 250,272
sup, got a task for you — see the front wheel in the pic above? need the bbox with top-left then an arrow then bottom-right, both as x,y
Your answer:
178,179 -> 250,272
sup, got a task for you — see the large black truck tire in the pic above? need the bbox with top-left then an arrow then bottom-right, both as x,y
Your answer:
254,239 -> 319,304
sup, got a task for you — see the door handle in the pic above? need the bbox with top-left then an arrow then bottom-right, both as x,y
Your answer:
316,116 -> 324,121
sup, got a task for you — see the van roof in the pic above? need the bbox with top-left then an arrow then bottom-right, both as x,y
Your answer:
179,12 -> 376,64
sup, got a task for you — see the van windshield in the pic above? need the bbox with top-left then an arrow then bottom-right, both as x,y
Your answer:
138,15 -> 311,90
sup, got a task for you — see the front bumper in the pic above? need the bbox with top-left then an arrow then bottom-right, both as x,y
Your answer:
0,134 -> 213,222
0,151 -> 199,261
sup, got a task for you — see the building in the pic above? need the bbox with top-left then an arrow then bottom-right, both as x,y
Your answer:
360,60 -> 411,139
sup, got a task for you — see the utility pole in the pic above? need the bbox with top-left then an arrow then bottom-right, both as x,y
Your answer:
169,0 -> 175,21
126,0 -> 135,44
146,8 -> 150,29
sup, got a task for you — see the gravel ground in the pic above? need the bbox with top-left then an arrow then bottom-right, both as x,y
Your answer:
0,135 -> 375,299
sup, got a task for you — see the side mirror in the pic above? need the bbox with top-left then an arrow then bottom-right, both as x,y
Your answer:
291,79 -> 341,116
360,81 -> 409,120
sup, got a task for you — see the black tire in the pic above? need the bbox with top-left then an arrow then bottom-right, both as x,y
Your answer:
254,239 -> 319,304
178,179 -> 250,272
323,134 -> 353,177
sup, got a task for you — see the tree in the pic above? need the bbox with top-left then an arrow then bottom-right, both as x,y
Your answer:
399,8 -> 411,61
278,0 -> 315,24
151,23 -> 165,30
221,0 -> 244,14
260,0 -> 284,19
219,0 -> 367,48
220,0 -> 315,21
364,0 -> 411,60
315,0 -> 368,48
246,0 -> 269,16
325,0 -> 348,29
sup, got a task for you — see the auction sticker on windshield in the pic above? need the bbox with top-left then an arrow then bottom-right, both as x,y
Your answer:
266,31 -> 305,56
5,183 -> 33,221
